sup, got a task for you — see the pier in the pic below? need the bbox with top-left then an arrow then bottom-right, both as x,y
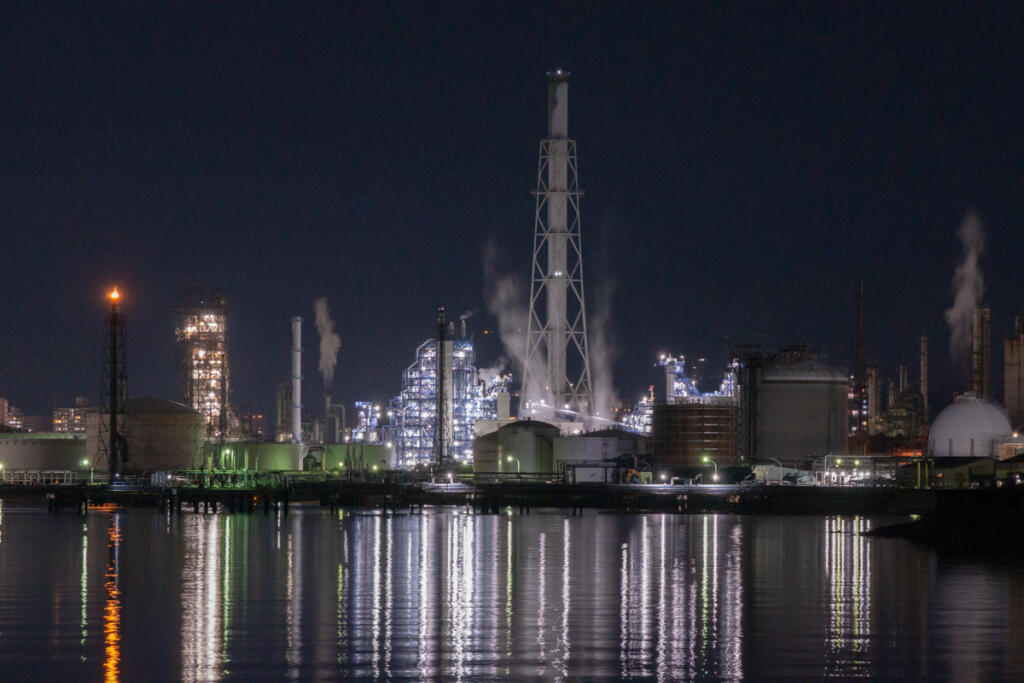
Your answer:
0,478 -> 949,516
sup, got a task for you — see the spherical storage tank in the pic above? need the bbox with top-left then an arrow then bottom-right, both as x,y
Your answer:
927,394 -> 1013,458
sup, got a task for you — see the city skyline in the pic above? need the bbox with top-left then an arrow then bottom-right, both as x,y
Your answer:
3,4 -> 1023,420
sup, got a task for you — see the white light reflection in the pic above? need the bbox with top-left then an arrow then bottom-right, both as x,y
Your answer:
371,514 -> 381,678
80,521 -> 88,661
825,515 -> 873,676
537,530 -> 546,669
416,513 -> 432,679
559,518 -> 571,678
181,515 -> 225,681
504,516 -> 513,668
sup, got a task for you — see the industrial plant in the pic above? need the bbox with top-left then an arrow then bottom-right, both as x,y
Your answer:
2,72 -> 1024,496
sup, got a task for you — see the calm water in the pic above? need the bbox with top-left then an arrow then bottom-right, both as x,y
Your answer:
0,502 -> 1022,680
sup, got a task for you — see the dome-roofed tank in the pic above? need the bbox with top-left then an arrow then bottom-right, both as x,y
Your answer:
927,393 -> 1013,458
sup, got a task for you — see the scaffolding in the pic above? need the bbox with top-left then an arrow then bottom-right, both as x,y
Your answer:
388,337 -> 503,469
175,289 -> 229,439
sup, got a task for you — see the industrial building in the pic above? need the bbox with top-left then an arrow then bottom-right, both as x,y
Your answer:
645,354 -> 739,470
53,397 -> 90,433
0,432 -> 86,474
473,420 -> 649,481
307,394 -> 345,444
174,290 -> 229,438
1005,315 -> 1024,429
737,345 -> 849,467
207,440 -> 392,473
387,312 -> 510,468
351,401 -> 381,443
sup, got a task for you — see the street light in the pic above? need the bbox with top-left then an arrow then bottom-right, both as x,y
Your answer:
702,455 -> 718,483
506,455 -> 520,474
81,459 -> 94,485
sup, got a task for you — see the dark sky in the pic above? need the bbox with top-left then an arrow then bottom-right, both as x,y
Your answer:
2,4 -> 1023,422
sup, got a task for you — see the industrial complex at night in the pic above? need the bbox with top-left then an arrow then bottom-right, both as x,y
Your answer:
5,5 -> 1024,679
2,71 -> 1022,495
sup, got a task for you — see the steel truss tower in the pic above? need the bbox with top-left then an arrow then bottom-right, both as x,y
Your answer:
101,288 -> 127,476
523,70 -> 593,414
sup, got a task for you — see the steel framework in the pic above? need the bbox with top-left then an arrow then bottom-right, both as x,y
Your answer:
523,70 -> 593,415
174,289 -> 229,439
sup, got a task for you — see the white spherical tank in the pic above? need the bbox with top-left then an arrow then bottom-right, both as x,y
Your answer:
927,394 -> 1013,458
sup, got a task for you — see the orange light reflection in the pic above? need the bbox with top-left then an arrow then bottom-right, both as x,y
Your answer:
103,514 -> 122,683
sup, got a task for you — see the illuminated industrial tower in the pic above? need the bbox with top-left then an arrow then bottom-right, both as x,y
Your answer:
523,70 -> 593,415
101,288 -> 126,476
175,289 -> 229,438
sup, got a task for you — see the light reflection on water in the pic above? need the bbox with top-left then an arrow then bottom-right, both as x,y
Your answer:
0,505 -> 1023,679
102,513 -> 121,683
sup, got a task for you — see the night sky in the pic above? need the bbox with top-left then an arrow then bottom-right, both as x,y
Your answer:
3,4 -> 1023,422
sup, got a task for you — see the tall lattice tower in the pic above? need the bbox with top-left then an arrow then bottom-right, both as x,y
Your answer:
100,288 -> 127,476
523,69 -> 593,415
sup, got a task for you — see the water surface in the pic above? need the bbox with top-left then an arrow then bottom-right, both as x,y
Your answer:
0,501 -> 1021,680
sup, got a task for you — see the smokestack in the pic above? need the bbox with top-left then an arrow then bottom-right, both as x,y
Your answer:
853,282 -> 869,447
898,362 -> 909,395
291,317 -> 302,444
887,380 -> 895,409
920,335 -> 929,419
972,305 -> 991,397
548,69 -> 569,138
867,362 -> 879,435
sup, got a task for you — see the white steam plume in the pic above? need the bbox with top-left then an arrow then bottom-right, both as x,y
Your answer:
483,239 -> 551,408
313,297 -> 342,386
944,211 -> 985,373
588,279 -> 619,420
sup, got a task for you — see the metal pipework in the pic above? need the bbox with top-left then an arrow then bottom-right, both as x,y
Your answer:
292,316 -> 302,445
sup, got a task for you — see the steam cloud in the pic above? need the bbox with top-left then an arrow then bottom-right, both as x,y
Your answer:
588,279 -> 619,419
483,239 -> 551,408
313,297 -> 341,385
944,211 -> 985,372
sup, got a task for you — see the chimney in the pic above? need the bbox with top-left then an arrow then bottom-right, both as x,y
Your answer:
920,335 -> 929,419
291,317 -> 302,444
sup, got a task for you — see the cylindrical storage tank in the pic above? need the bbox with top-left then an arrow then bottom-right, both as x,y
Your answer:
757,358 -> 848,467
85,398 -> 204,472
652,397 -> 739,471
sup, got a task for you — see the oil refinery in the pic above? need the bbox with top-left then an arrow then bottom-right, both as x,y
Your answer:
2,71 -> 1024,494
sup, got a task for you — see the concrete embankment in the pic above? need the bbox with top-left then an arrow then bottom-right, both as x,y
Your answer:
867,488 -> 1024,555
